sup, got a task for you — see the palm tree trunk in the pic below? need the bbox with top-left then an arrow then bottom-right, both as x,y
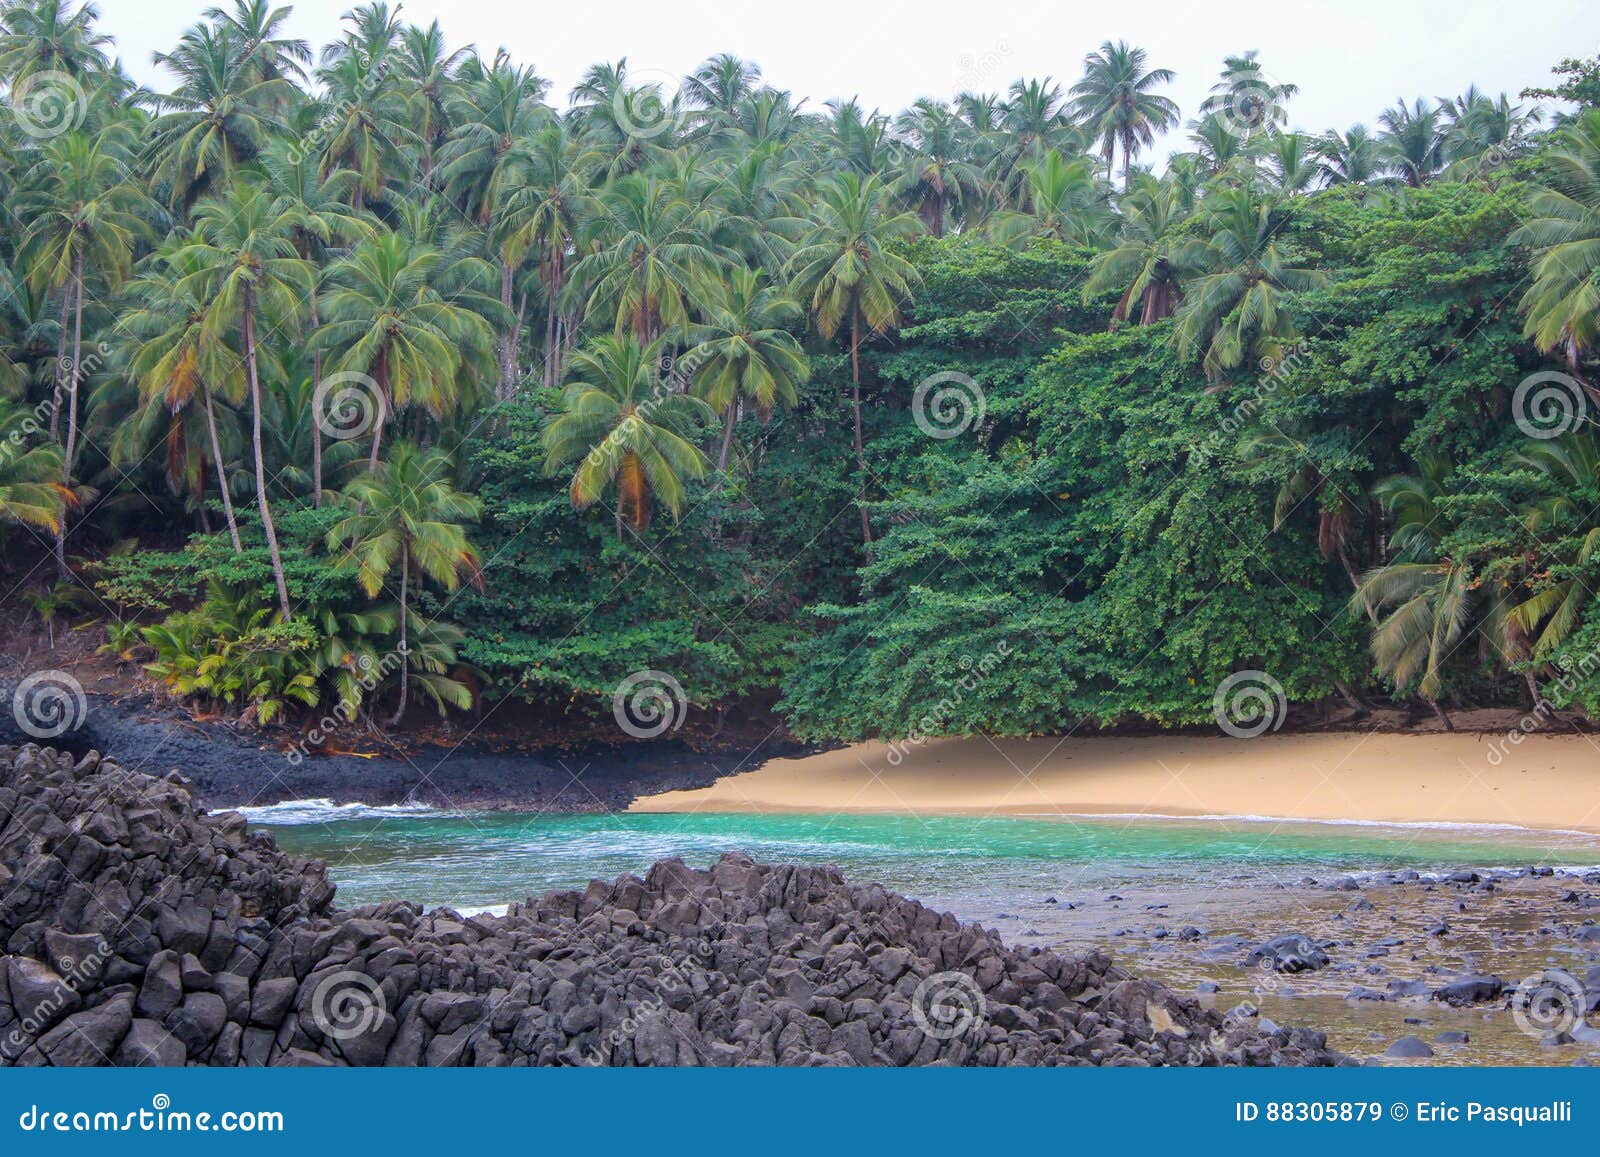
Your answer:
717,401 -> 738,474
388,550 -> 409,728
244,298 -> 293,621
55,254 -> 87,579
1339,544 -> 1378,624
202,385 -> 242,553
368,349 -> 388,474
849,314 -> 873,544
498,260 -> 518,401
308,272 -> 324,507
1424,696 -> 1453,731
49,288 -> 69,440
1524,671 -> 1546,715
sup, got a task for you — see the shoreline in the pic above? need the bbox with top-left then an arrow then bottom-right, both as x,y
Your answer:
629,732 -> 1600,834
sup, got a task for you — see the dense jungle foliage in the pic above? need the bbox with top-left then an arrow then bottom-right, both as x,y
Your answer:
2,1 -> 1599,741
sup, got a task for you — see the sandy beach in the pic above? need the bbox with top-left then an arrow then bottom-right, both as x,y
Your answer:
631,731 -> 1600,832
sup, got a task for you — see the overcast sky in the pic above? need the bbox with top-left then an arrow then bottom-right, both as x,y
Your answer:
101,0 -> 1594,159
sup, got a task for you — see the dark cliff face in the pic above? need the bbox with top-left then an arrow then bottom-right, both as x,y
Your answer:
0,683 -> 794,812
0,743 -> 1347,1067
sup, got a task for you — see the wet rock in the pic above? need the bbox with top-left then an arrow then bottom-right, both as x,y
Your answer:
1245,935 -> 1330,973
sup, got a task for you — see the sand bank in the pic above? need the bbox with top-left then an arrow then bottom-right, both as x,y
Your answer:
631,732 -> 1600,832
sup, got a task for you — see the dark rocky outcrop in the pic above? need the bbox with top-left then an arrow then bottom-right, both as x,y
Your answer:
0,744 -> 1348,1067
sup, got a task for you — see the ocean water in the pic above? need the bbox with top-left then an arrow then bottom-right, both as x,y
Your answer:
251,805 -> 1600,917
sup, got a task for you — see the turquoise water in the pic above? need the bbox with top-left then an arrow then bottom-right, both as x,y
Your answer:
255,806 -> 1600,917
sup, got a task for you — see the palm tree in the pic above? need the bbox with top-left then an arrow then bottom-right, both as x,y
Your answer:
144,23 -> 291,209
327,440 -> 482,725
315,37 -> 411,210
990,150 -> 1110,247
16,126 -> 143,572
1507,432 -> 1600,663
1262,132 -> 1321,194
1083,172 -> 1192,324
1198,51 -> 1298,137
1512,110 -> 1600,379
1439,86 -> 1542,175
259,137 -> 372,504
0,0 -> 111,82
569,174 -> 724,343
117,240 -> 247,550
172,180 -> 312,620
312,231 -> 502,471
1068,40 -> 1179,188
889,99 -> 982,237
787,172 -> 920,542
0,398 -> 72,534
203,0 -> 309,87
685,268 -> 809,471
1172,188 -> 1326,379
1378,98 -> 1444,186
396,19 -> 469,185
497,119 -> 598,389
682,53 -> 761,124
437,54 -> 549,396
1315,125 -> 1382,185
1350,457 -> 1470,728
541,333 -> 712,536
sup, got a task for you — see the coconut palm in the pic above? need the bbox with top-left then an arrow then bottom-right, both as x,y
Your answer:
312,231 -> 502,471
116,240 -> 247,550
171,179 -> 312,620
497,119 -> 599,389
541,333 -> 713,536
1083,172 -> 1193,324
259,137 -> 372,503
396,19 -> 469,184
1172,188 -> 1327,379
203,0 -> 310,87
1315,125 -> 1382,185
989,150 -> 1110,248
1378,98 -> 1444,186
1261,132 -> 1321,194
1506,432 -> 1600,661
437,54 -> 550,395
1512,110 -> 1600,376
569,174 -> 724,343
889,99 -> 982,237
1067,40 -> 1178,188
315,37 -> 411,210
326,440 -> 483,725
1198,51 -> 1297,138
0,0 -> 111,82
787,172 -> 920,542
682,53 -> 762,124
684,268 -> 809,471
1350,457 -> 1471,727
0,398 -> 72,534
144,23 -> 291,208
16,126 -> 143,573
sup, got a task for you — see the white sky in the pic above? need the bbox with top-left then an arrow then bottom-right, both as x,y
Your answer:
101,0 -> 1595,160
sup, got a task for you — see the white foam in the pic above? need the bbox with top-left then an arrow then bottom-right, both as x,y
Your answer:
231,798 -> 439,825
